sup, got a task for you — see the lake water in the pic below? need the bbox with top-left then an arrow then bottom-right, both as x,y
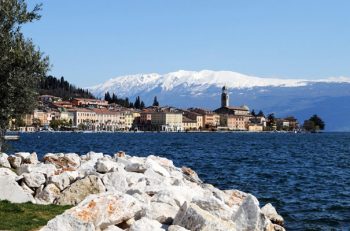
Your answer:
7,132 -> 350,230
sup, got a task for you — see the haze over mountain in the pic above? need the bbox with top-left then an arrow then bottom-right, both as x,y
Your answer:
90,70 -> 350,131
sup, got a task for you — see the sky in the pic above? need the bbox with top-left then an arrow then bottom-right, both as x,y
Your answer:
23,0 -> 350,87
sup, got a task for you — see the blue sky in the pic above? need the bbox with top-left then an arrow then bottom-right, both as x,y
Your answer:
23,0 -> 350,87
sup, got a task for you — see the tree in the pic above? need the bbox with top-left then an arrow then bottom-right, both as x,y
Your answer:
257,110 -> 265,117
140,101 -> 145,109
267,113 -> 276,130
251,109 -> 256,117
0,0 -> 49,151
152,96 -> 159,106
134,96 -> 141,109
303,114 -> 325,132
104,92 -> 111,103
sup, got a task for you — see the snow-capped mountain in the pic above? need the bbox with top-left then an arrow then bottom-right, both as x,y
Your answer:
90,70 -> 350,131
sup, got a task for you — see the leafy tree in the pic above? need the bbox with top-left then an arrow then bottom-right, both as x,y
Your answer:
152,96 -> 159,106
140,101 -> 145,109
266,113 -> 276,130
257,110 -> 265,117
32,118 -> 41,128
0,0 -> 49,150
134,96 -> 141,109
251,109 -> 256,117
303,114 -> 325,132
104,92 -> 111,102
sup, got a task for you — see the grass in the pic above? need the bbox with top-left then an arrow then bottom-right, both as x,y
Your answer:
0,200 -> 72,231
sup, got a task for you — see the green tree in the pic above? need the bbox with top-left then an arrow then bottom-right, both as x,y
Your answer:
251,109 -> 256,117
152,96 -> 159,106
303,114 -> 325,132
140,101 -> 145,109
0,0 -> 49,151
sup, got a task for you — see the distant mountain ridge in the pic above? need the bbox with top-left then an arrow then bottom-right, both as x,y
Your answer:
89,70 -> 350,131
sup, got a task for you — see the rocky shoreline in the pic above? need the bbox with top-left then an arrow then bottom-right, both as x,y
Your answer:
0,151 -> 285,231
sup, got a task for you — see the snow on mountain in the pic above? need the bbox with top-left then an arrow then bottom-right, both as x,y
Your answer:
89,70 -> 350,131
90,70 -> 350,97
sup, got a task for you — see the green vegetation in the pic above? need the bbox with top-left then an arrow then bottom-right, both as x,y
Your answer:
0,0 -> 49,151
303,114 -> 325,132
39,75 -> 95,100
0,200 -> 71,231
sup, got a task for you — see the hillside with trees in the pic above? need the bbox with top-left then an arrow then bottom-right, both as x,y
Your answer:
39,75 -> 95,100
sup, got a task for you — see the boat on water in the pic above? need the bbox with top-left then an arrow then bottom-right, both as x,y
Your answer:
4,135 -> 20,141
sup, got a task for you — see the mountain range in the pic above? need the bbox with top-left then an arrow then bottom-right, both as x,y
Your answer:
89,70 -> 350,131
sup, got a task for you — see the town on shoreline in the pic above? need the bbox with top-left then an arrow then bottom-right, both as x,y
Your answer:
10,86 -> 304,133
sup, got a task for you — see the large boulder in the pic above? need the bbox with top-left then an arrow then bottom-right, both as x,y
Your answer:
143,201 -> 179,225
56,175 -> 106,205
95,158 -> 123,173
0,175 -> 35,203
261,203 -> 284,226
173,202 -> 236,231
101,171 -> 128,193
0,167 -> 17,178
36,183 -> 61,204
0,153 -> 11,168
192,195 -> 234,221
129,217 -> 166,231
44,153 -> 81,170
16,152 -> 38,164
8,155 -> 22,168
49,172 -> 71,191
17,163 -> 57,177
145,158 -> 170,178
23,172 -> 46,188
42,192 -> 142,230
233,194 -> 273,231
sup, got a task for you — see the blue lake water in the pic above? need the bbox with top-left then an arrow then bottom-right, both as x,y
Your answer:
7,132 -> 350,230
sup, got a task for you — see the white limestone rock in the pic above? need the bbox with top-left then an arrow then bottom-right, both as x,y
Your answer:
49,173 -> 71,191
95,158 -> 123,173
125,162 -> 147,173
56,175 -> 106,205
86,151 -> 104,160
103,225 -> 124,231
261,203 -> 284,226
129,217 -> 166,231
36,183 -> 61,204
8,155 -> 22,168
17,163 -> 57,177
101,171 -> 128,193
0,153 -> 11,168
233,194 -> 273,231
40,213 -> 95,231
23,172 -> 46,188
43,192 -> 142,230
145,158 -> 170,178
143,201 -> 179,225
15,152 -> 31,161
21,181 -> 35,195
173,202 -> 236,231
192,195 -> 234,221
26,152 -> 39,164
44,153 -> 81,169
0,175 -> 35,203
167,225 -> 190,231
0,167 -> 17,178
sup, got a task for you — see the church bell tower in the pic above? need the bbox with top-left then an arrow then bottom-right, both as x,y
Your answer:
221,86 -> 229,107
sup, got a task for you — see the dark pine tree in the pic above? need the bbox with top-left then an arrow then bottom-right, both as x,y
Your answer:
152,96 -> 159,106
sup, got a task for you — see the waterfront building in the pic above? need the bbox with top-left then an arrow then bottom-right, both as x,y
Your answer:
151,111 -> 183,131
182,116 -> 198,131
182,111 -> 203,130
92,108 -> 124,131
188,108 -> 220,128
220,114 -> 247,131
248,124 -> 264,132
69,108 -> 96,129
